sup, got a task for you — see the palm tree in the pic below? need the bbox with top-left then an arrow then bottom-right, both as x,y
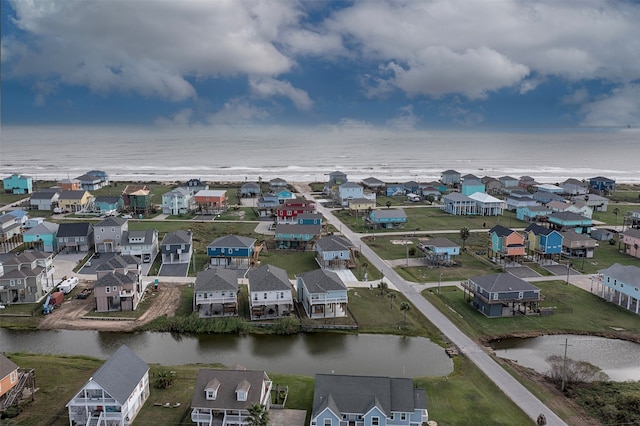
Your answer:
386,200 -> 392,209
613,207 -> 620,229
388,292 -> 396,308
377,279 -> 388,296
246,403 -> 269,426
460,227 -> 470,251
400,302 -> 410,323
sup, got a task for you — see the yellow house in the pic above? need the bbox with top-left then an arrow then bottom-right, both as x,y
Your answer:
58,190 -> 93,213
348,198 -> 376,214
0,354 -> 19,398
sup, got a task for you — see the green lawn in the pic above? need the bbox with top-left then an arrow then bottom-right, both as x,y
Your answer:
591,204 -> 638,226
396,251 -> 503,283
578,238 -> 640,274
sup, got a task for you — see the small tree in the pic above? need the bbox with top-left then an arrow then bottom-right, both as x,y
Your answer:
460,227 -> 470,251
545,355 -> 608,390
154,370 -> 176,389
400,302 -> 410,323
386,200 -> 392,209
387,292 -> 396,308
247,403 -> 269,426
377,279 -> 388,296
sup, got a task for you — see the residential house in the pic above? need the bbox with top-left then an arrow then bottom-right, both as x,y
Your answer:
385,183 -> 406,197
276,199 -> 316,224
488,225 -> 525,263
589,176 -> 616,194
23,221 -> 59,252
626,209 -> 640,229
482,176 -> 503,194
316,235 -> 354,269
508,195 -> 539,212
468,192 -> 504,216
122,184 -> 150,209
516,205 -> 552,222
368,208 -> 407,229
162,187 -> 194,215
193,267 -> 238,318
348,198 -> 376,215
590,228 -> 615,241
268,177 -> 288,192
518,176 -> 538,189
94,217 -> 128,253
498,176 -> 519,190
58,178 -> 81,191
547,211 -> 592,234
3,174 -> 33,194
0,214 -> 23,250
423,181 -> 447,194
29,189 -> 60,211
531,191 -> 565,205
524,223 -> 563,262
247,264 -> 294,320
594,264 -> 640,315
0,354 -> 19,399
24,216 -> 44,229
160,230 -> 192,264
547,200 -> 593,219
128,189 -> 151,216
0,251 -> 55,304
535,184 -> 564,194
337,182 -> 364,207
442,193 -> 476,215
85,170 -> 110,188
462,273 -> 542,318
419,185 -> 441,201
182,178 -> 209,194
461,179 -> 485,196
273,188 -> 296,203
257,193 -> 279,219
417,237 -> 460,266
120,229 -> 159,260
58,190 -> 93,213
561,178 -> 589,196
207,235 -> 256,268
274,223 -> 322,249
441,169 -> 460,185
572,194 -> 609,212
94,195 -> 124,215
194,190 -> 227,214
620,229 -> 640,259
361,177 -> 385,192
461,173 -> 480,182
240,182 -> 261,197
328,171 -> 348,186
297,213 -> 323,225
94,255 -> 142,312
296,268 -> 348,319
190,368 -> 272,426
66,345 -> 149,426
6,209 -> 28,227
75,173 -> 105,191
560,231 -> 596,258
57,222 -> 94,253
311,374 -> 429,426
403,180 -> 420,194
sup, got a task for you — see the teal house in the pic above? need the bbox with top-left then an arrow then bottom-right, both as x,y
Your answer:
368,208 -> 407,229
94,196 -> 124,214
3,174 -> 33,194
274,223 -> 322,249
461,179 -> 485,196
23,221 -> 59,252
548,212 -> 592,234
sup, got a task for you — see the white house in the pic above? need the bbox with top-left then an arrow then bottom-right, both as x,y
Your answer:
162,187 -> 194,215
247,264 -> 294,320
193,267 -> 239,318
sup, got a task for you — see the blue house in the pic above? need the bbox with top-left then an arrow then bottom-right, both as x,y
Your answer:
463,273 -> 542,318
516,205 -> 552,221
403,180 -> 420,194
385,183 -> 405,197
311,374 -> 429,426
207,234 -> 256,268
94,196 -> 124,214
417,237 -> 460,266
524,223 -> 563,261
257,193 -> 279,218
274,189 -> 295,202
316,235 -> 354,269
596,264 -> 640,315
368,208 -> 407,229
3,174 -> 33,194
461,179 -> 486,196
297,213 -> 323,225
589,176 -> 616,193
23,221 -> 59,252
337,182 -> 364,207
547,211 -> 592,234
274,223 -> 322,249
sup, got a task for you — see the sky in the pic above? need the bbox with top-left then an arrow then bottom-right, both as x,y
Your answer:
2,0 -> 640,130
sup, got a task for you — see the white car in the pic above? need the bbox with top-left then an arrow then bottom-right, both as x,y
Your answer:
122,214 -> 133,219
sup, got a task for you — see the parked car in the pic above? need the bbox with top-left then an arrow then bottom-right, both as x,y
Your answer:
122,214 -> 133,219
143,254 -> 151,263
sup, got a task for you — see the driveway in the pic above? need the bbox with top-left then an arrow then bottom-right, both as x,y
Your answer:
505,266 -> 541,279
53,253 -> 89,280
544,264 -> 581,276
158,263 -> 190,277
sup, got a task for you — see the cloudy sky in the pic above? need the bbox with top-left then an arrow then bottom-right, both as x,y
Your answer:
2,0 -> 639,129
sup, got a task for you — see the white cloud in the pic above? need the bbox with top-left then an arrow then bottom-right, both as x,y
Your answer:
386,105 -> 420,130
249,77 -> 313,110
561,88 -> 590,105
207,99 -> 270,125
578,84 -> 640,128
440,98 -> 485,127
154,109 -> 194,127
32,81 -> 57,106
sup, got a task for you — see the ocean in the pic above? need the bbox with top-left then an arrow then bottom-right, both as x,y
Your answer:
2,125 -> 639,184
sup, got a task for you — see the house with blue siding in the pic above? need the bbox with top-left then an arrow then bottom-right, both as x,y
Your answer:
274,223 -> 322,249
23,221 -> 59,252
269,177 -> 288,192
385,183 -> 405,197
337,182 -> 364,207
403,180 -> 420,194
595,264 -> 640,315
461,179 -> 485,196
418,237 -> 460,266
94,195 -> 124,214
561,178 -> 589,196
368,208 -> 407,229
75,173 -> 104,191
498,176 -> 519,190
531,191 -> 565,204
162,187 -> 194,215
257,193 -> 279,218
310,374 -> 429,426
547,211 -> 592,234
296,268 -> 348,318
3,174 -> 33,194
207,235 -> 256,268
589,176 -> 616,194
462,273 -> 542,318
316,235 -> 354,269
489,225 -> 525,263
441,169 -> 460,185
160,230 -> 192,265
297,213 -> 323,225
524,223 -> 563,262
274,189 -> 296,202
516,205 -> 552,222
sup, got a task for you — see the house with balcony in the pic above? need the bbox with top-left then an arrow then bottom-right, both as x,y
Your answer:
162,187 -> 194,215
240,182 -> 261,197
57,222 -> 94,253
462,273 -> 542,318
361,177 -> 385,193
160,230 -> 192,264
547,211 -> 592,234
594,264 -> 640,315
311,374 -> 429,426
441,169 -> 460,186
190,368 -> 272,426
324,171 -> 348,194
182,178 -> 209,194
0,251 -> 55,304
193,267 -> 239,318
531,190 -> 565,205
547,201 -> 593,219
122,184 -> 150,209
572,194 -> 609,212
419,185 -> 442,201
274,223 -> 322,249
417,238 -> 460,266
0,214 -> 23,251
120,229 -> 158,260
560,231 -> 596,258
0,354 -> 19,399
94,195 -> 124,215
268,177 -> 288,192
276,199 -> 316,224
3,174 -> 32,195
442,193 -> 476,215
75,173 -> 105,191
257,193 -> 279,219
58,178 -> 81,191
247,264 -> 294,320
58,190 -> 93,213
561,178 -> 589,196
95,255 -> 142,312
626,209 -> 640,229
297,213 -> 323,226
94,217 -> 128,253
461,179 -> 485,196
498,176 -> 519,191
29,189 -> 60,211
620,229 -> 640,259
66,345 -> 149,426
518,175 -> 538,189
367,208 -> 407,229
481,176 -> 503,194
23,221 -> 59,252
589,176 -> 616,194
516,205 -> 552,222
337,182 -> 365,207
488,225 -> 525,264
207,235 -> 256,268
296,268 -> 348,319
194,190 -> 228,214
524,223 -> 563,262
316,235 -> 355,269
385,183 -> 405,197
468,192 -> 504,216
348,198 -> 377,215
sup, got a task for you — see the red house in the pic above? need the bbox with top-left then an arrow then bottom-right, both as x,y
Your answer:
276,200 -> 316,224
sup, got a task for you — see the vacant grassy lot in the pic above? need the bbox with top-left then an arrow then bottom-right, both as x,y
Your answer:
591,203 -> 638,226
578,238 -> 640,275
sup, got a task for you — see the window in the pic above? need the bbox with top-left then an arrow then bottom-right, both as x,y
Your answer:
106,287 -> 110,293
400,413 -> 407,420
323,420 -> 332,426
372,417 -> 379,426
264,293 -> 267,299
10,371 -> 17,383
96,235 -> 101,240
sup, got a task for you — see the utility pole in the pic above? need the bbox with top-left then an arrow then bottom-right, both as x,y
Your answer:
561,338 -> 570,392
566,261 -> 571,285
438,271 -> 442,295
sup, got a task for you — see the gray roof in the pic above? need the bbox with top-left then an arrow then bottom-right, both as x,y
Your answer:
0,354 -> 19,380
489,224 -> 515,237
84,345 -> 148,405
524,223 -> 555,236
94,195 -> 122,204
274,223 -> 322,235
598,263 -> 640,286
241,182 -> 261,190
371,209 -> 406,219
622,228 -> 640,239
469,273 -> 540,293
57,222 -> 93,238
161,230 -> 192,246
96,254 -> 140,272
24,221 -> 59,235
94,271 -> 137,288
340,182 -> 362,189
95,217 -> 127,228
29,189 -> 60,200
297,269 -> 346,294
195,267 -> 238,292
361,177 -> 385,186
248,264 -> 292,292
560,231 -> 594,243
312,374 -> 427,418
165,187 -> 191,197
443,192 -> 474,202
191,368 -> 270,410
548,211 -> 590,222
316,235 -> 354,252
59,190 -> 88,200
422,237 -> 459,249
122,229 -> 156,245
208,235 -> 256,249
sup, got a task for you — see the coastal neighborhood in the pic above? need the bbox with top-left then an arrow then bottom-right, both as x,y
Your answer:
1,169 -> 640,426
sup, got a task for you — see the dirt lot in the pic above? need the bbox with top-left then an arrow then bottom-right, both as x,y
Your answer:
38,281 -> 183,332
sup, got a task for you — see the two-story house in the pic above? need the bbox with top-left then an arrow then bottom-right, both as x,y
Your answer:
162,187 -> 195,215
560,231 -> 596,258
23,221 -> 59,252
461,179 -> 485,196
75,172 -> 105,191
0,251 -> 55,304
247,264 -> 294,320
160,230 -> 192,264
182,178 -> 209,194
441,193 -> 476,215
0,214 -> 23,251
524,223 -> 564,262
595,264 -> 640,315
488,225 -> 525,264
94,195 -> 124,215
58,190 -> 93,213
620,229 -> 640,259
94,255 -> 142,312
468,192 -> 504,216
0,354 -> 19,399
463,272 -> 542,318
561,178 -> 589,196
240,182 -> 261,197
276,199 -> 316,224
316,235 -> 354,269
337,182 -> 364,207
368,208 -> 407,229
547,211 -> 592,234
29,189 -> 61,211
194,190 -> 227,214
122,184 -> 150,210
3,174 -> 33,194
120,229 -> 159,262
274,223 -> 322,249
268,177 -> 288,192
589,176 -> 616,194
193,267 -> 239,318
417,237 -> 460,266
67,345 -> 149,426
94,217 -> 128,253
296,269 -> 348,319
57,222 -> 94,253
207,235 -> 256,268
441,169 -> 460,186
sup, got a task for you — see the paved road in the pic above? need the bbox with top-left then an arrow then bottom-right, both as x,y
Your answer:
295,184 -> 567,426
